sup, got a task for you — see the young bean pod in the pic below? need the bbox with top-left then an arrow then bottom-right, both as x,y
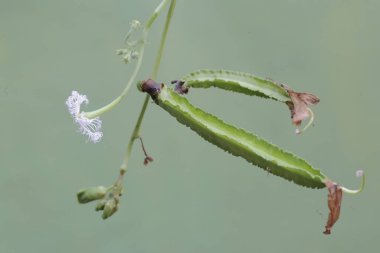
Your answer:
139,79 -> 327,189
180,69 -> 290,102
178,70 -> 320,134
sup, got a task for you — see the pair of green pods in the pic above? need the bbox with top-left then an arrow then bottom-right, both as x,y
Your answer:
138,69 -> 364,234
139,70 -> 326,189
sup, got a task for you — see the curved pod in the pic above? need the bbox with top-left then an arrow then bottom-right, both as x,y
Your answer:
181,69 -> 290,102
140,80 -> 327,189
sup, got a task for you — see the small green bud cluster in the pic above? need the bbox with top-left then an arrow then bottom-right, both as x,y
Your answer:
77,186 -> 108,203
117,20 -> 142,64
116,48 -> 139,64
77,173 -> 124,219
95,188 -> 122,219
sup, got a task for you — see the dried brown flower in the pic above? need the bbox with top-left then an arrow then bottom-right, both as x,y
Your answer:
144,156 -> 154,166
282,85 -> 320,134
323,180 -> 343,235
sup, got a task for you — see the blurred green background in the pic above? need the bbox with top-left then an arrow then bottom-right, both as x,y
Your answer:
1,0 -> 379,252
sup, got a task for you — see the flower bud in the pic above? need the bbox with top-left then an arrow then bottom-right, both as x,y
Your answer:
116,49 -> 126,55
130,20 -> 141,30
77,171 -> 124,219
131,51 -> 139,59
123,54 -> 131,64
102,198 -> 119,219
77,186 -> 108,204
95,199 -> 107,211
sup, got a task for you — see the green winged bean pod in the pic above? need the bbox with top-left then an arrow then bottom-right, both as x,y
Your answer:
138,79 -> 364,234
180,69 -> 290,102
139,79 -> 326,189
176,69 -> 321,134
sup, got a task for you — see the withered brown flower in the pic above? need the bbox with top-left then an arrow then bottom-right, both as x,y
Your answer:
323,180 -> 343,235
322,170 -> 364,235
281,85 -> 320,134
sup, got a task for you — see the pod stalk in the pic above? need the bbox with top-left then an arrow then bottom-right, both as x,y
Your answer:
341,170 -> 365,195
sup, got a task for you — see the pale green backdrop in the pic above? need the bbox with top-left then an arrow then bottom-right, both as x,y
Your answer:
0,0 -> 379,252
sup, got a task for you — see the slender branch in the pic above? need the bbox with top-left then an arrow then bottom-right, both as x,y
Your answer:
84,37 -> 146,119
152,0 -> 176,79
145,0 -> 170,29
120,0 -> 176,173
83,0 -> 171,119
138,137 -> 150,158
120,95 -> 150,172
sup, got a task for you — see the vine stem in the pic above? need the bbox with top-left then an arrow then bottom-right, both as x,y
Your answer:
120,0 -> 176,173
83,0 -> 172,119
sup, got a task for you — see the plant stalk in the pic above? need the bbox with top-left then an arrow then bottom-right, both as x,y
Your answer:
120,0 -> 176,173
83,0 -> 172,119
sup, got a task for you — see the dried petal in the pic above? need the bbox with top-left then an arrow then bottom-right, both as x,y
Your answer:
172,80 -> 189,95
323,180 -> 343,235
144,156 -> 154,166
283,86 -> 320,126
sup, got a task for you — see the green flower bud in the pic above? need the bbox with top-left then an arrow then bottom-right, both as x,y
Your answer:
123,54 -> 131,64
116,49 -> 127,55
130,20 -> 141,30
77,171 -> 124,219
77,186 -> 107,204
130,51 -> 139,59
102,198 -> 119,220
95,199 -> 107,211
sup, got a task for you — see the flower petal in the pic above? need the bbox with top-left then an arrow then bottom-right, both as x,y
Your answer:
284,87 -> 320,126
323,180 -> 343,235
66,91 -> 103,143
66,91 -> 88,116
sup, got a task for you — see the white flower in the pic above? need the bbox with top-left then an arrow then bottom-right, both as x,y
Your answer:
66,91 -> 103,143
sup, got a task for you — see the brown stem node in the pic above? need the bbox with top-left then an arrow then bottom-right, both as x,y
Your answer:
138,137 -> 154,166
